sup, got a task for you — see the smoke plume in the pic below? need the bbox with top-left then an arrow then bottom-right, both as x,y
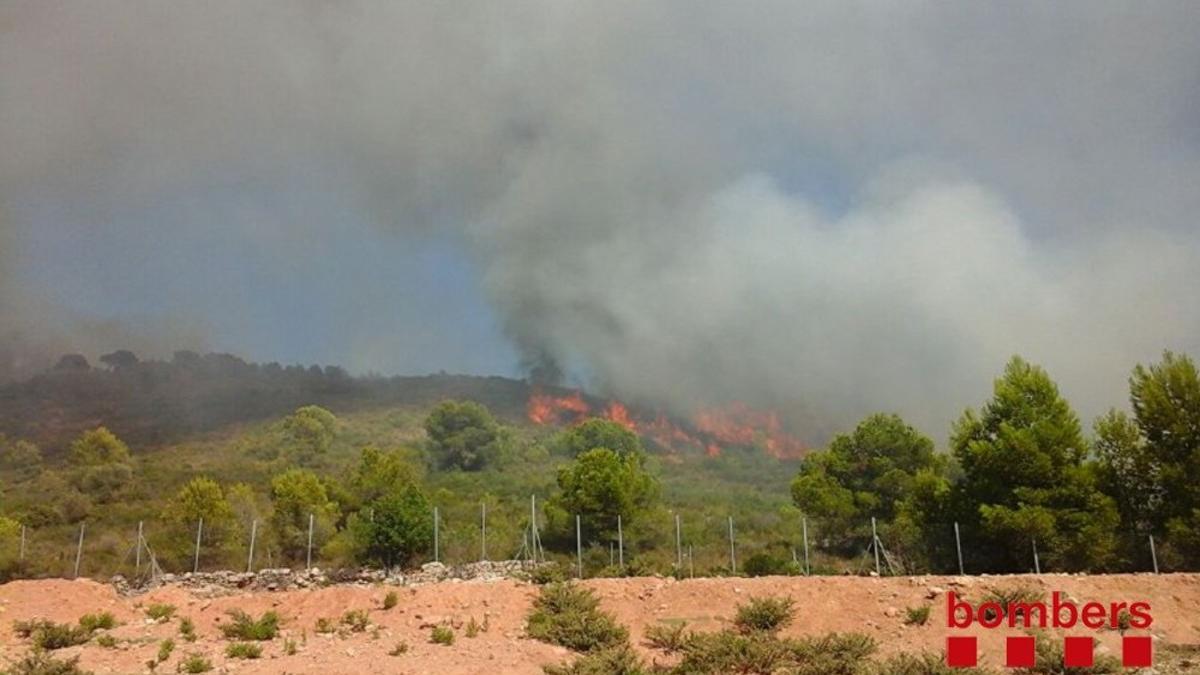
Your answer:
2,1 -> 1199,438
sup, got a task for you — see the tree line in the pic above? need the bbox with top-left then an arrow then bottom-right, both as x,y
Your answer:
0,351 -> 1196,576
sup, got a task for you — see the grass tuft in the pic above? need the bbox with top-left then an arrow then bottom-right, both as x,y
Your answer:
219,609 -> 280,641
733,596 -> 795,634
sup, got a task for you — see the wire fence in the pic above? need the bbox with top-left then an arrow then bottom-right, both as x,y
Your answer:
0,501 -> 1176,584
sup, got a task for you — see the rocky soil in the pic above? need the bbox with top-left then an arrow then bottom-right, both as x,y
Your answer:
0,572 -> 1196,673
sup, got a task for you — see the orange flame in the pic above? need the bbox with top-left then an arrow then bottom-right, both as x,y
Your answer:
526,389 -> 805,460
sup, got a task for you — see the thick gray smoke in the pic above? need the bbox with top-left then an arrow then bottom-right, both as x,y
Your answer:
2,1 -> 1199,438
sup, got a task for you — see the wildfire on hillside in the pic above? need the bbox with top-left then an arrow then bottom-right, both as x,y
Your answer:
526,389 -> 806,459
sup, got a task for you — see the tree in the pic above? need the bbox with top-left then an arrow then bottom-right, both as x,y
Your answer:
69,427 -> 131,466
68,427 -> 133,503
350,487 -> 433,568
791,413 -> 942,549
951,356 -> 1118,571
423,400 -> 505,471
269,469 -> 339,563
162,477 -> 238,569
348,446 -> 424,508
556,418 -> 643,459
1114,351 -> 1200,565
282,405 -> 337,460
548,448 -> 658,542
99,349 -> 139,370
0,437 -> 41,475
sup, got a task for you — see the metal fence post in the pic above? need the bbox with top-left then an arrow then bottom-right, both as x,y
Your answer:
135,521 -> 143,575
433,506 -> 440,564
675,513 -> 682,569
576,515 -> 583,578
1149,534 -> 1159,574
617,515 -> 624,568
802,516 -> 810,575
871,517 -> 880,576
193,518 -> 203,574
728,516 -> 736,574
954,522 -> 964,575
73,523 -> 86,578
247,519 -> 258,573
306,513 -> 315,570
481,502 -> 487,562
19,524 -> 25,561
1032,538 -> 1041,574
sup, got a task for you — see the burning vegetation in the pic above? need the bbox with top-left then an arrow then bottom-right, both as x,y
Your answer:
526,389 -> 806,459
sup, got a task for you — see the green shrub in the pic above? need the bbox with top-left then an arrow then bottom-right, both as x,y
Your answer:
315,617 -> 336,634
389,641 -> 409,656
2,652 -> 90,675
733,596 -> 795,634
904,605 -> 931,626
543,645 -> 648,675
179,617 -> 196,642
177,653 -> 212,673
788,632 -> 877,674
96,633 -> 118,648
430,625 -> 455,645
13,619 -> 90,650
1019,633 -> 1120,674
979,585 -> 1045,622
672,631 -> 791,674
340,609 -> 370,633
157,638 -> 175,664
525,564 -> 567,585
145,603 -> 176,622
874,651 -> 995,675
78,612 -> 117,632
225,642 -> 263,659
219,609 -> 280,640
382,591 -> 399,610
526,583 -> 629,653
742,553 -> 789,577
284,638 -> 298,655
643,622 -> 689,652
465,616 -> 482,638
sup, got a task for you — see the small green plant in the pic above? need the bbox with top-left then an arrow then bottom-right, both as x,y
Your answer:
219,609 -> 280,640
96,633 -> 118,648
340,609 -> 370,633
179,616 -> 196,642
543,645 -> 648,675
980,585 -> 1045,622
389,641 -> 410,656
177,652 -> 213,673
225,642 -> 263,659
1024,633 -> 1120,674
284,638 -> 298,655
79,611 -> 118,632
1114,608 -> 1132,633
430,624 -> 455,646
465,616 -> 482,638
383,590 -> 399,610
643,621 -> 689,652
315,617 -> 336,634
904,605 -> 931,626
874,651 -> 993,675
733,596 -> 795,634
526,583 -> 629,653
146,603 -> 177,622
525,563 -> 567,585
157,638 -> 175,664
2,652 -> 90,675
13,619 -> 90,650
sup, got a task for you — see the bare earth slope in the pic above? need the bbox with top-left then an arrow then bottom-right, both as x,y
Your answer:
1,574 -> 1197,673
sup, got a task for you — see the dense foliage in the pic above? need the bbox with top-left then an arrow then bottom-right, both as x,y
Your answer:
0,349 -> 1198,577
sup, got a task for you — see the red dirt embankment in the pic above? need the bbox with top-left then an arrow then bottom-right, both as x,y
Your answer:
1,574 -> 1197,673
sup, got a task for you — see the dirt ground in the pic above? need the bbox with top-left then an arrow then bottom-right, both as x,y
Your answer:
1,573 -> 1197,673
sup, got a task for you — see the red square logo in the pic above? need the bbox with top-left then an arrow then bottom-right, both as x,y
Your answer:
1123,636 -> 1152,667
1064,636 -> 1094,668
946,636 -> 977,668
1006,636 -> 1036,668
